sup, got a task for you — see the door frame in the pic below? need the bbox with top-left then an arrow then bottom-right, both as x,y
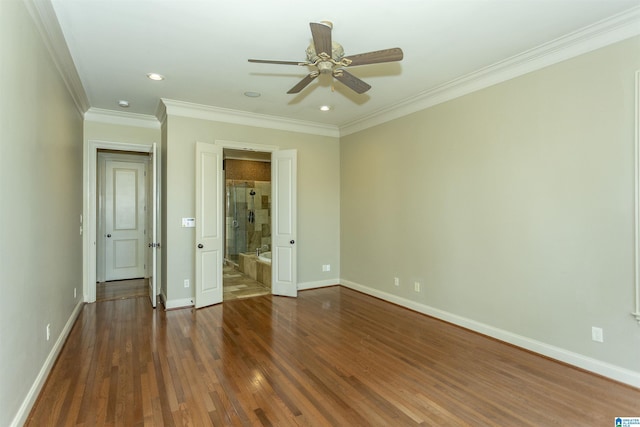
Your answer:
84,140 -> 160,303
214,140 -> 280,297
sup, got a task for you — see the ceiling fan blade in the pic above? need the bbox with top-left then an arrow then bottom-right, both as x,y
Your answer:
287,73 -> 318,94
343,48 -> 404,67
310,22 -> 332,56
333,69 -> 371,94
248,59 -> 308,66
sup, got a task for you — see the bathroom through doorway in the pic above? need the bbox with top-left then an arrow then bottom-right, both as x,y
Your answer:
222,148 -> 272,301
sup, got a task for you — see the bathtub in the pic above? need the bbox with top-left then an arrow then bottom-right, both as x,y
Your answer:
238,252 -> 272,288
258,251 -> 271,265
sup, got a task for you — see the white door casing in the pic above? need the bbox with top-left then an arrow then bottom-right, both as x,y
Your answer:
149,143 -> 158,308
104,160 -> 146,281
272,149 -> 297,297
85,140 -> 159,304
195,142 -> 224,308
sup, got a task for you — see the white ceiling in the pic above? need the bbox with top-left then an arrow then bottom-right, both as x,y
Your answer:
48,0 -> 640,128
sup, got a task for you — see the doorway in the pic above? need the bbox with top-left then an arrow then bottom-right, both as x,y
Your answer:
194,141 -> 296,308
96,278 -> 148,302
84,140 -> 160,306
222,149 -> 272,301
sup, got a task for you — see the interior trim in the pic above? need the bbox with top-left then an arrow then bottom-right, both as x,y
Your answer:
340,279 -> 640,388
85,108 -> 161,129
634,69 -> 640,324
30,1 -> 639,138
162,99 -> 340,138
9,300 -> 84,427
339,6 -> 640,136
23,0 -> 89,116
84,140 -> 156,303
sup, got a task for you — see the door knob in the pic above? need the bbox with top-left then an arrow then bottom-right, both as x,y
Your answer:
107,234 -> 111,238
197,243 -> 204,249
290,240 -> 295,244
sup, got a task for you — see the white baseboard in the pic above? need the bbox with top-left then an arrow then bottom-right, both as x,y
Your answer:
340,279 -> 640,388
11,299 -> 84,427
162,293 -> 194,310
298,279 -> 339,291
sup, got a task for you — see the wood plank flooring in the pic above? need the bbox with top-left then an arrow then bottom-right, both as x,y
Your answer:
96,278 -> 147,302
26,286 -> 639,426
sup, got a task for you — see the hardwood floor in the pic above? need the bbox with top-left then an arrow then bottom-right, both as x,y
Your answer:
96,278 -> 147,302
27,286 -> 639,426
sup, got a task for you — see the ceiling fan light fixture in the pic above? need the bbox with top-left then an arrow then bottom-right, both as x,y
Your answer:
247,22 -> 403,95
320,105 -> 331,111
146,72 -> 164,81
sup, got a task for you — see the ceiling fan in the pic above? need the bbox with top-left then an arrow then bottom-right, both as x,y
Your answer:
248,21 -> 403,95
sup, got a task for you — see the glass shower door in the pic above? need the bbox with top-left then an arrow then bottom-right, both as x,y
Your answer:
226,182 -> 248,263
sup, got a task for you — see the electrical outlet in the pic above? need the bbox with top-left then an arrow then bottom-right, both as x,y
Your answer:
394,277 -> 400,286
414,282 -> 421,292
591,326 -> 604,343
322,264 -> 331,272
46,324 -> 50,341
184,279 -> 190,288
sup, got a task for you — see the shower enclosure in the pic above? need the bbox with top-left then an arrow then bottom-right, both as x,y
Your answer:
225,180 -> 271,264
225,182 -> 248,263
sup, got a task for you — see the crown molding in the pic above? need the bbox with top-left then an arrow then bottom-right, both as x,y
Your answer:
23,0 -> 89,117
340,6 -> 640,137
161,99 -> 340,138
84,108 -> 160,129
155,100 -> 167,125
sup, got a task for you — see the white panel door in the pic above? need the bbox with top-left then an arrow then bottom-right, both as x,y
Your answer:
105,160 -> 146,281
272,149 -> 297,297
149,143 -> 158,308
195,142 -> 223,308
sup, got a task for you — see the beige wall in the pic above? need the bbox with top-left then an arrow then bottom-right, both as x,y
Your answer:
163,115 -> 341,303
84,120 -> 160,146
341,36 -> 640,374
0,1 -> 84,425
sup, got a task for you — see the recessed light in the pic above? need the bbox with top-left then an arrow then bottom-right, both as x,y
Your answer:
320,105 -> 331,111
118,100 -> 129,108
244,91 -> 261,98
146,73 -> 164,81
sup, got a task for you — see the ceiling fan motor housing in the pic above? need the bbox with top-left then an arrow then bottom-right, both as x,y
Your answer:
306,42 -> 345,69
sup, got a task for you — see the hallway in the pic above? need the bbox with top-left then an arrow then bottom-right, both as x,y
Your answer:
96,278 -> 147,302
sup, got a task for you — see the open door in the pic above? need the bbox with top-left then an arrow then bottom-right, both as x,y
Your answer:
148,143 -> 158,308
195,142 -> 224,308
272,149 -> 297,297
